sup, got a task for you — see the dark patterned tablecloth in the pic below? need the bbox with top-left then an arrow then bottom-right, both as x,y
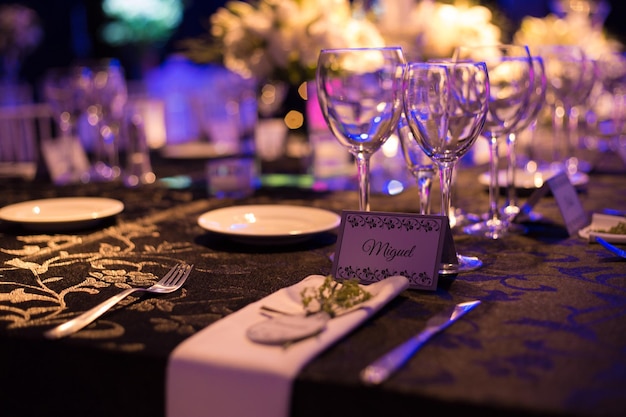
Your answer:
1,152 -> 625,417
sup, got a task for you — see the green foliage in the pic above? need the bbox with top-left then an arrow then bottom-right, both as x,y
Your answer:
300,275 -> 372,318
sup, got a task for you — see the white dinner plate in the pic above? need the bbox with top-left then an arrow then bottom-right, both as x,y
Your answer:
0,197 -> 124,231
197,204 -> 341,243
478,168 -> 589,190
578,213 -> 626,244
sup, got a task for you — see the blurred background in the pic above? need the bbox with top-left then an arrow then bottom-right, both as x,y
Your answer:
0,0 -> 222,88
2,0 -> 625,93
1,0 -> 625,188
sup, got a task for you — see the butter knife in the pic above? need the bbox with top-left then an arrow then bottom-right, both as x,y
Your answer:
595,236 -> 626,258
360,300 -> 481,385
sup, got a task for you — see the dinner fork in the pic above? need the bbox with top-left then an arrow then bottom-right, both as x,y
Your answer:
44,263 -> 193,339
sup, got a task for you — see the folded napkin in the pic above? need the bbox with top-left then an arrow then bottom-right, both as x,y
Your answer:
166,274 -> 409,417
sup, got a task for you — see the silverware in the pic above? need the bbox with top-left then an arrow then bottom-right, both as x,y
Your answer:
44,263 -> 193,339
360,300 -> 481,385
595,236 -> 626,259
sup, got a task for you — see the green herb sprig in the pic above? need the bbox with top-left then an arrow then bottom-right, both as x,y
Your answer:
595,221 -> 626,235
300,275 -> 372,318
607,222 -> 626,234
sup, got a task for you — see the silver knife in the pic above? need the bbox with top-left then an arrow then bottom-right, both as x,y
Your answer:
360,300 -> 481,385
595,236 -> 626,258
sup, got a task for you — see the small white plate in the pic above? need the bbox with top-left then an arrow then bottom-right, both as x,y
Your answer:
479,168 -> 589,190
578,213 -> 626,244
197,204 -> 340,243
0,197 -> 124,231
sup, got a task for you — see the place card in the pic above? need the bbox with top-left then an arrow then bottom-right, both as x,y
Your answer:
515,171 -> 589,236
331,211 -> 456,291
41,136 -> 91,185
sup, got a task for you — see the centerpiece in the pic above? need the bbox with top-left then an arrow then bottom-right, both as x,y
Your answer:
181,0 -> 386,174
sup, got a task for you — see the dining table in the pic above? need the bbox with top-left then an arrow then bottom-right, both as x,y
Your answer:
1,145 -> 625,417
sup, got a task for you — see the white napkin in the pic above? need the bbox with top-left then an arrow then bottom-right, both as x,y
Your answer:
166,274 -> 409,417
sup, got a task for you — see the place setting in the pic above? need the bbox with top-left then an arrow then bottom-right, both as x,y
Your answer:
167,272 -> 412,417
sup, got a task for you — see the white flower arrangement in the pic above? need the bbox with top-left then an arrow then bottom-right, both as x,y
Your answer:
187,0 -> 386,86
513,12 -> 622,58
376,0 -> 502,61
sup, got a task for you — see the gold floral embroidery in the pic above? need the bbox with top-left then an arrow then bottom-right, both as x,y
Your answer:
0,225 -> 196,336
0,198 -> 215,345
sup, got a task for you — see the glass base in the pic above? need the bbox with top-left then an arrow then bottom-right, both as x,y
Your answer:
440,254 -> 483,275
449,207 -> 481,229
464,217 -> 508,239
465,215 -> 528,239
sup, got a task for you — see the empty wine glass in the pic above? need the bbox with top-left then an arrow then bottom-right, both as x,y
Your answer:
535,45 -> 595,173
454,44 -> 533,240
316,47 -> 406,211
397,112 -> 436,215
594,52 -> 626,153
42,66 -> 93,184
84,59 -> 128,182
503,55 -> 547,220
403,61 -> 490,274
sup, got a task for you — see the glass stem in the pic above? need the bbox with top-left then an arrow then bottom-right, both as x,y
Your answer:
566,105 -> 579,171
505,132 -> 518,217
552,102 -> 566,164
58,117 -> 79,182
526,120 -> 538,164
416,166 -> 434,215
488,135 -> 501,223
354,151 -> 371,212
439,161 -> 454,221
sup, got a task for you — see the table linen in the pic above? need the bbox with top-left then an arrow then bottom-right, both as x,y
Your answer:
0,151 -> 625,417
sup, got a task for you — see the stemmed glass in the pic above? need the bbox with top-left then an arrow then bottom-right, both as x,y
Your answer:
534,45 -> 595,173
454,44 -> 533,239
403,61 -> 490,274
397,112 -> 436,215
84,59 -> 128,182
595,52 -> 626,153
503,55 -> 547,220
316,47 -> 406,211
42,66 -> 93,184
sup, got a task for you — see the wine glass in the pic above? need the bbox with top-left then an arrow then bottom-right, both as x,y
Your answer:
594,52 -> 626,153
454,44 -> 533,240
316,47 -> 406,211
397,112 -> 436,215
503,55 -> 547,221
425,58 -> 481,228
403,61 -> 490,274
534,45 -> 595,173
42,66 -> 93,184
85,59 -> 128,181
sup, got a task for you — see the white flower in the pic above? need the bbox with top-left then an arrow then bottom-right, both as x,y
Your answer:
207,0 -> 385,85
377,0 -> 502,60
513,13 -> 621,59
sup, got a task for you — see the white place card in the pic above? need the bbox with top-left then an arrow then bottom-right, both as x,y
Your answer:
331,211 -> 457,291
41,136 -> 91,185
548,172 -> 589,235
515,171 -> 588,236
